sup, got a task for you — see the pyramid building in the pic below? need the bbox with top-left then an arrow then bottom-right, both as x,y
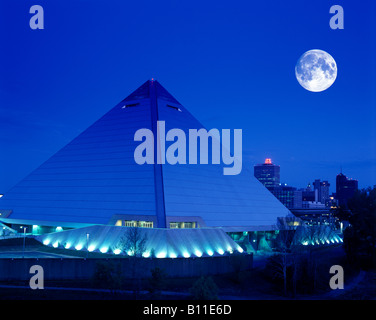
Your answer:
0,80 -> 290,235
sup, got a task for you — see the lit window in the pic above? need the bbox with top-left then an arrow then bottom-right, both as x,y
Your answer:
138,221 -> 153,228
124,220 -> 138,227
169,222 -> 196,229
123,220 -> 153,228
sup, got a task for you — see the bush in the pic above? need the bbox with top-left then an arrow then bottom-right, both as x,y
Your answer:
148,267 -> 167,295
189,276 -> 218,300
91,261 -> 122,290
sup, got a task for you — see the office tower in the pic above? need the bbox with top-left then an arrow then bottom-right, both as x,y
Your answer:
254,158 -> 280,189
336,173 -> 358,207
313,179 -> 330,204
268,184 -> 297,209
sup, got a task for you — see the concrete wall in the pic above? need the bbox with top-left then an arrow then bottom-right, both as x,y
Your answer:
0,254 -> 253,281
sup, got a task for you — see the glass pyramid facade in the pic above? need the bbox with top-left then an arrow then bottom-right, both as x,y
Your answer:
0,80 -> 290,232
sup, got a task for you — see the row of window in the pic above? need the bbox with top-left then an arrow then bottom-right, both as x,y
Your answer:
115,220 -> 197,229
116,220 -> 154,228
169,222 -> 196,229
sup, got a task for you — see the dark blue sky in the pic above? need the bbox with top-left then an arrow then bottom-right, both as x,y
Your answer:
0,0 -> 375,193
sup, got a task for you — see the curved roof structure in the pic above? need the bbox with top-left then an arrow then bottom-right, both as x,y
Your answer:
0,80 -> 290,231
36,225 -> 243,258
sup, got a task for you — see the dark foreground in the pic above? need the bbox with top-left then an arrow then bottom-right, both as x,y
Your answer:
0,243 -> 375,300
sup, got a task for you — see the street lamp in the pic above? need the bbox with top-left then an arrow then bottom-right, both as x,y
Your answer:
86,233 -> 89,259
22,227 -> 26,258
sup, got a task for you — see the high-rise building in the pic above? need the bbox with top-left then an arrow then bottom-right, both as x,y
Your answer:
254,158 -> 280,189
325,195 -> 338,208
268,184 -> 296,209
313,179 -> 330,205
336,173 -> 358,207
293,189 -> 303,209
302,188 -> 315,202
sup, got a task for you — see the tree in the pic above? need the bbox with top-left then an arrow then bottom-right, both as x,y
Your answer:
344,186 -> 376,268
293,224 -> 337,292
148,267 -> 167,298
332,206 -> 352,223
265,254 -> 285,290
269,222 -> 338,296
275,215 -> 301,296
116,227 -> 148,258
115,227 -> 149,298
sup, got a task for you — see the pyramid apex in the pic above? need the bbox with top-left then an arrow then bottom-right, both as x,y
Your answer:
123,79 -> 180,105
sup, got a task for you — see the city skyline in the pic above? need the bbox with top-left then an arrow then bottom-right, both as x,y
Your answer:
255,157 -> 359,193
1,0 -> 375,193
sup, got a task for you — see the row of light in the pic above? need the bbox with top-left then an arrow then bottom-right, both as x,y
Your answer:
33,225 -> 63,233
301,237 -> 343,246
42,239 -> 244,258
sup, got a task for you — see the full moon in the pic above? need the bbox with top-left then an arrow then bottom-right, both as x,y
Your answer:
295,49 -> 337,92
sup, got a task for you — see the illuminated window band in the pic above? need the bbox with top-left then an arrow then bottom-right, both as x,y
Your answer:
115,220 -> 198,229
115,220 -> 153,228
169,222 -> 197,229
